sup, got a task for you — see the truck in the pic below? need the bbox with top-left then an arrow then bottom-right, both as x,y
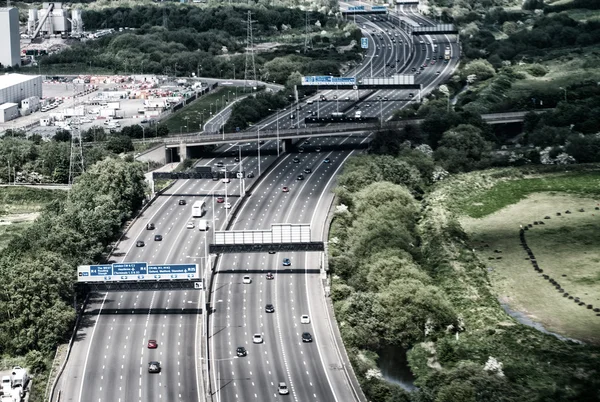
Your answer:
192,201 -> 206,218
354,110 -> 362,119
0,377 -> 11,394
197,219 -> 209,231
444,48 -> 451,60
11,366 -> 28,389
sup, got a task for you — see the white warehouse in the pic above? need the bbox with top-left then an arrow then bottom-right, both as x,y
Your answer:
0,74 -> 43,105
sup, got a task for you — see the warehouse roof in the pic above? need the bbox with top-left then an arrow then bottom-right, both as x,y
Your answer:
0,74 -> 42,91
0,103 -> 18,110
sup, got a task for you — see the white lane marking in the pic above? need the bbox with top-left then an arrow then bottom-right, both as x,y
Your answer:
78,292 -> 108,402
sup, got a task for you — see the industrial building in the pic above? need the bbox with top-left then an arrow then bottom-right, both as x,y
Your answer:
0,8 -> 20,68
0,74 -> 43,105
26,3 -> 84,39
0,103 -> 19,123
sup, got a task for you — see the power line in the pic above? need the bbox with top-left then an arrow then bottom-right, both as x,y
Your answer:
304,11 -> 312,53
244,10 -> 257,89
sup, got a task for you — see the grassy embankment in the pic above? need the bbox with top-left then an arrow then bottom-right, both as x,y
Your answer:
0,187 -> 65,250
456,169 -> 600,343
161,87 -> 243,134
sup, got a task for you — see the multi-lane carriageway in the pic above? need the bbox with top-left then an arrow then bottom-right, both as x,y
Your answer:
53,8 -> 457,402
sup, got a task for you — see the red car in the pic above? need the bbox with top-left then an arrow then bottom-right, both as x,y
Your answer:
148,339 -> 158,349
266,272 -> 274,280
216,196 -> 225,203
282,186 -> 289,193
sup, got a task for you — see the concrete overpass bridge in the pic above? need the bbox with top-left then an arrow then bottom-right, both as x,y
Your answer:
136,111 -> 541,163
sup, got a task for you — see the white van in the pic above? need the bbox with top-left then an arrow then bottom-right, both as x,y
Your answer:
198,219 -> 209,231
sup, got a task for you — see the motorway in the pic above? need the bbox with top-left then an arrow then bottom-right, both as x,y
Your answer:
54,7 -> 454,402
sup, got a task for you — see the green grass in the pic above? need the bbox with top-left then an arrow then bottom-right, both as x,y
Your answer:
561,8 -> 600,22
456,171 -> 600,218
0,187 -> 65,250
161,87 -> 245,134
461,193 -> 600,343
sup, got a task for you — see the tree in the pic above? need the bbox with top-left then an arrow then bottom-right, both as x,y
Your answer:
461,59 -> 496,82
434,124 -> 492,173
53,130 -> 72,142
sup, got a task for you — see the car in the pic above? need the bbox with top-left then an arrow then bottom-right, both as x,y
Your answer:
436,71 -> 441,75
179,199 -> 186,205
408,93 -> 414,98
282,258 -> 291,266
278,382 -> 289,395
420,66 -> 424,70
266,272 -> 274,280
253,333 -> 263,344
323,158 -> 331,163
282,186 -> 289,193
216,196 -> 225,203
297,174 -> 304,181
426,57 -> 430,61
247,172 -> 255,178
301,314 -> 310,324
136,240 -> 145,247
243,276 -> 252,284
304,140 -> 311,145
186,222 -> 195,229
216,161 -> 224,167
146,223 -> 155,230
268,250 -> 276,255
315,147 -> 321,152
154,234 -> 163,241
444,59 -> 449,64
431,61 -> 436,65
148,361 -> 161,373
148,339 -> 158,349
416,71 -> 421,75
222,178 -> 230,183
234,157 -> 240,162
304,168 -> 312,174
298,147 -> 304,153
265,304 -> 275,313
302,332 -> 313,342
224,202 -> 232,209
411,67 -> 416,72
237,346 -> 247,357
293,158 -> 300,163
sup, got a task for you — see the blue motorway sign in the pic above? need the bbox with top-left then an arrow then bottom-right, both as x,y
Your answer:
361,37 -> 369,49
77,263 -> 199,282
372,5 -> 387,10
301,76 -> 356,86
348,5 -> 365,11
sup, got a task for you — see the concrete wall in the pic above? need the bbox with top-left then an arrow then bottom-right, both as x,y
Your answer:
135,143 -> 167,164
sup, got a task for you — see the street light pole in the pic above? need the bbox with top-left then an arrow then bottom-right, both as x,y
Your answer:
257,126 -> 262,177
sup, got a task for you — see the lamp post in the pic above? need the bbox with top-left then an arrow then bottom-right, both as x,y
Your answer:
257,125 -> 268,177
378,95 -> 383,125
137,123 -> 145,143
210,103 -> 214,116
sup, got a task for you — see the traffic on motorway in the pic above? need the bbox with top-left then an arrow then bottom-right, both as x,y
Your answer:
53,6 -> 457,402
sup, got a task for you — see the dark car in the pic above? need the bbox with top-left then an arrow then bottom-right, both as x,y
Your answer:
136,240 -> 145,247
297,174 -> 304,181
293,158 -> 300,163
154,234 -> 163,241
268,251 -> 276,255
304,168 -> 312,174
282,258 -> 291,266
148,361 -> 161,373
146,223 -> 155,230
247,172 -> 255,178
302,332 -> 313,343
178,199 -> 186,205
323,158 -> 331,163
266,272 -> 274,280
236,346 -> 247,357
216,161 -> 224,167
234,157 -> 240,162
265,304 -> 275,313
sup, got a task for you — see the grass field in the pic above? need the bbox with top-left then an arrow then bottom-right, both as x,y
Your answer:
162,87 -> 245,134
456,170 -> 600,218
0,187 -> 65,250
457,170 -> 600,344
